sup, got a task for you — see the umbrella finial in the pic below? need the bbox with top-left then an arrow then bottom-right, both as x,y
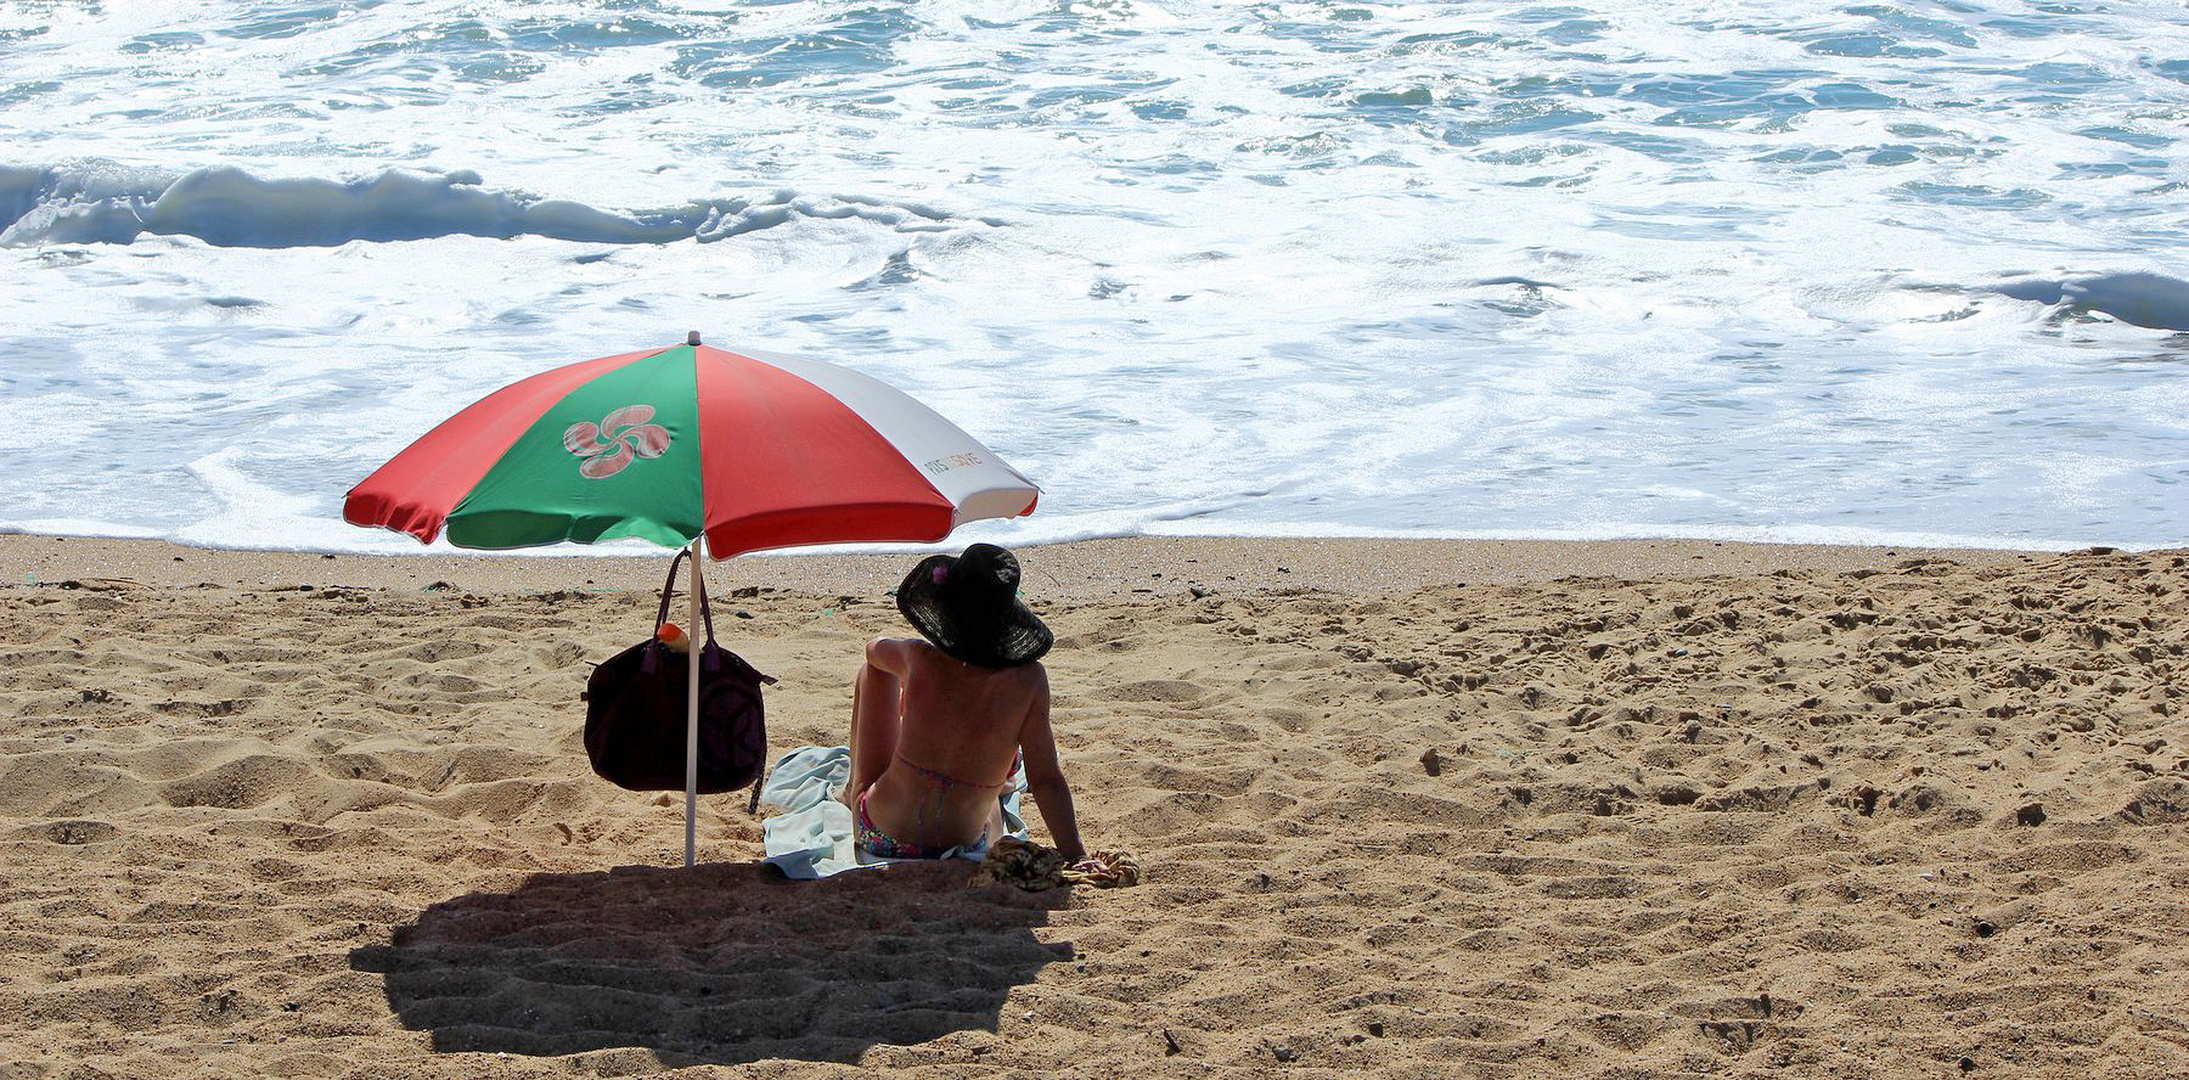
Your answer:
687,330 -> 702,346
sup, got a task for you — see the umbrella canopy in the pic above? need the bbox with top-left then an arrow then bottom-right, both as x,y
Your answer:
343,341 -> 1038,555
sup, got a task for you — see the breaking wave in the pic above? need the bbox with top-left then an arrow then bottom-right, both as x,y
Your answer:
1986,272 -> 2189,332
0,163 -> 985,248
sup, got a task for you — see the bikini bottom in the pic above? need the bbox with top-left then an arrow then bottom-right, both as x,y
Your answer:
853,786 -> 989,860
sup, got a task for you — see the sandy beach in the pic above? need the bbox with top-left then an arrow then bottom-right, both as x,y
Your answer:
2,534 -> 2184,1078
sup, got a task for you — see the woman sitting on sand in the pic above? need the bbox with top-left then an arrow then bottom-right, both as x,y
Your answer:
844,543 -> 1086,863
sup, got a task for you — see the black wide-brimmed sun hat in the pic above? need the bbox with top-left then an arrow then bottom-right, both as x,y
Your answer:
897,543 -> 1052,668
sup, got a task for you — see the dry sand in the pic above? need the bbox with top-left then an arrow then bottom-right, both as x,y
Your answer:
0,534 -> 2184,1078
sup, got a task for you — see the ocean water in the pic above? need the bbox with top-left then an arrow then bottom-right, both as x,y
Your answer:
3,0 -> 2186,557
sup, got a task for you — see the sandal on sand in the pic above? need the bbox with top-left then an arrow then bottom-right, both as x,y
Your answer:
971,837 -> 1142,891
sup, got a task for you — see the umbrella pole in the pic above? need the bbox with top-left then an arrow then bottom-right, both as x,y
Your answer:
685,535 -> 702,869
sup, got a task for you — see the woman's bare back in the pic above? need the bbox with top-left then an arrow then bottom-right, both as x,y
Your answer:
844,543 -> 1083,861
850,638 -> 1053,850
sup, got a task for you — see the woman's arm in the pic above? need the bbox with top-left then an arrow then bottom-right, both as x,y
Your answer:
846,637 -> 914,800
1016,670 -> 1086,862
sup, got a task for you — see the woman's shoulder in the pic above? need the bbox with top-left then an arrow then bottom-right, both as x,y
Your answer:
884,637 -> 1047,687
980,660 -> 1048,703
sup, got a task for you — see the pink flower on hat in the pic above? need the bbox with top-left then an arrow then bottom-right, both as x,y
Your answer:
563,405 -> 671,479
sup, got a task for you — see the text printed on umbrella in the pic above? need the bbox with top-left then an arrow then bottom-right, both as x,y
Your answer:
922,452 -> 984,475
563,406 -> 672,479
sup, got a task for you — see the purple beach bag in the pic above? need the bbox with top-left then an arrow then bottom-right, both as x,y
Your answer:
582,549 -> 774,795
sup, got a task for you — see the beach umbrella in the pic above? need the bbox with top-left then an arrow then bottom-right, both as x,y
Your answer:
343,333 -> 1039,866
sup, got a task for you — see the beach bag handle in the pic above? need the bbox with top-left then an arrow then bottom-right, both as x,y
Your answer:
654,547 -> 718,648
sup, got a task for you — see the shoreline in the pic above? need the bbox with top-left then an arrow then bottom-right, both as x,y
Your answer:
0,532 -> 2074,601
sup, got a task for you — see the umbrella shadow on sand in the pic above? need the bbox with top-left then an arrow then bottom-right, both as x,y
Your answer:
349,859 -> 1073,1066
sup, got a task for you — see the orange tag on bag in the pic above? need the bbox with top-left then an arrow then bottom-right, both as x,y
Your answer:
657,622 -> 690,652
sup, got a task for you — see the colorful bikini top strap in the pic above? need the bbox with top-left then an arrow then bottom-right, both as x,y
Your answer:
894,751 -> 1020,792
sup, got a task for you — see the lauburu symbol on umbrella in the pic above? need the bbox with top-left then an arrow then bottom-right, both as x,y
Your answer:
563,405 -> 671,479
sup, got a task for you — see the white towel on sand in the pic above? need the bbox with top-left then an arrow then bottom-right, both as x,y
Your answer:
758,744 -> 1029,879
